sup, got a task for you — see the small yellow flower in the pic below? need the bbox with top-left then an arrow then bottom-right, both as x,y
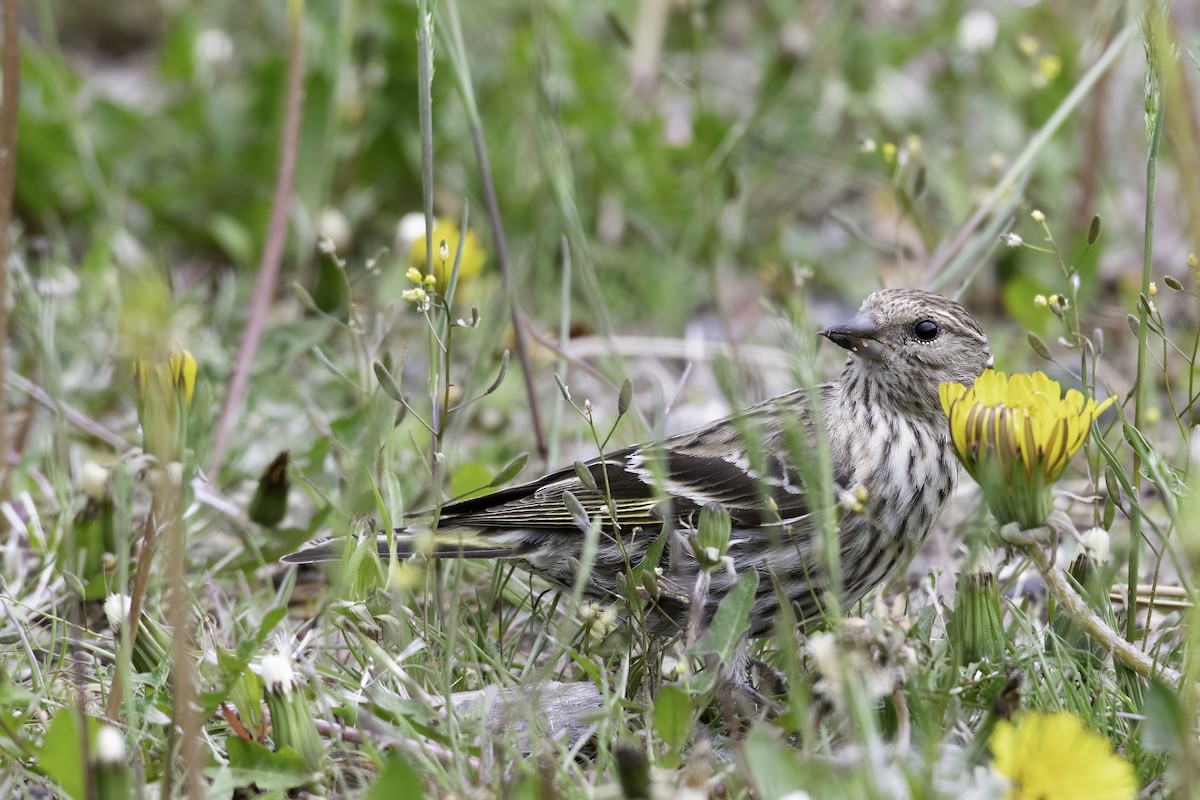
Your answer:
881,142 -> 898,163
1033,294 -> 1048,308
1037,54 -> 1062,82
991,711 -> 1136,800
169,351 -> 197,407
401,287 -> 429,308
409,218 -> 486,288
1188,252 -> 1198,270
134,350 -> 197,411
1030,209 -> 1045,223
1017,35 -> 1039,57
405,266 -> 423,284
133,349 -> 197,460
1148,281 -> 1157,297
940,371 -> 1114,527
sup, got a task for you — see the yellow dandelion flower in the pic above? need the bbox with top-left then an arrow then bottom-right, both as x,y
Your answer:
133,349 -> 197,459
939,371 -> 1114,528
409,218 -> 487,289
134,350 -> 197,411
991,711 -> 1136,800
168,350 -> 197,407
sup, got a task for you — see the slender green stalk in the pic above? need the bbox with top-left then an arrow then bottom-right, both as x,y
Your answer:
548,236 -> 572,467
0,0 -> 20,501
1129,39 -> 1166,645
441,0 -> 548,460
208,0 -> 306,474
416,0 -> 438,491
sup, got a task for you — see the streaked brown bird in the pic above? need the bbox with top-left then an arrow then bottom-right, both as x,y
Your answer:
285,289 -> 992,638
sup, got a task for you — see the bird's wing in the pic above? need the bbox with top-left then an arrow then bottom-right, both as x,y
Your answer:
440,388 -> 837,533
282,388 -> 845,564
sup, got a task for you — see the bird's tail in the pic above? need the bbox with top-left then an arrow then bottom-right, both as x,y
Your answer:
280,527 -> 524,564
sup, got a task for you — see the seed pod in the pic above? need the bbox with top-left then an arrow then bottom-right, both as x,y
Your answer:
1087,214 -> 1102,245
1104,465 -> 1122,509
617,378 -> 634,417
484,350 -> 510,396
574,460 -> 598,492
1164,275 -> 1184,291
563,490 -> 592,533
1027,332 -> 1053,360
913,164 -> 927,199
374,361 -> 405,404
554,373 -> 572,402
1127,314 -> 1140,336
489,452 -> 528,488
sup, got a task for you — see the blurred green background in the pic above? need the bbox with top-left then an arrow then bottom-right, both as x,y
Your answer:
9,0 -> 1199,497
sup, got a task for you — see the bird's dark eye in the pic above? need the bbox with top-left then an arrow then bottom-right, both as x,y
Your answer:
913,319 -> 939,342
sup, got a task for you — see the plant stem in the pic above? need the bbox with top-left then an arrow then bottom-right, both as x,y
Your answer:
209,0 -> 306,475
1025,542 -> 1180,686
1129,59 -> 1166,645
442,0 -> 547,461
0,0 -> 21,501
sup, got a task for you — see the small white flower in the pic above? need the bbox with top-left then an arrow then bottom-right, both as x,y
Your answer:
395,212 -> 428,255
104,594 -> 132,630
1031,209 -> 1045,223
806,632 -> 840,683
1001,232 -> 1023,248
316,208 -> 350,251
79,461 -> 109,500
259,653 -> 297,694
957,9 -> 998,54
195,29 -> 234,68
1081,527 -> 1111,563
95,725 -> 127,764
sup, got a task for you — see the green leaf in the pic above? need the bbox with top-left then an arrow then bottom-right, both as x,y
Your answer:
1143,678 -> 1186,754
209,214 -> 255,266
696,568 -> 759,662
740,724 -> 812,800
488,452 -> 528,487
617,377 -> 634,416
449,462 -> 492,500
312,255 -> 349,315
369,752 -> 425,800
652,684 -> 692,765
199,607 -> 287,715
223,737 -> 318,791
37,708 -> 97,800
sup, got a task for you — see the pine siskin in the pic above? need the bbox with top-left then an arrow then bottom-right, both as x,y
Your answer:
286,289 -> 992,638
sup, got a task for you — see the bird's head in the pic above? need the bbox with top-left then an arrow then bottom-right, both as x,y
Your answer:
821,289 -> 992,407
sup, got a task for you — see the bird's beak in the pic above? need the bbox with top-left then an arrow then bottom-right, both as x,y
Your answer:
821,311 -> 884,361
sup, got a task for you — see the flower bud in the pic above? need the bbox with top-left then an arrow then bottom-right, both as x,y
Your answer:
105,593 -> 172,674
260,653 -> 324,775
692,503 -> 732,571
92,725 -> 132,800
249,451 -> 290,528
948,570 -> 1006,664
